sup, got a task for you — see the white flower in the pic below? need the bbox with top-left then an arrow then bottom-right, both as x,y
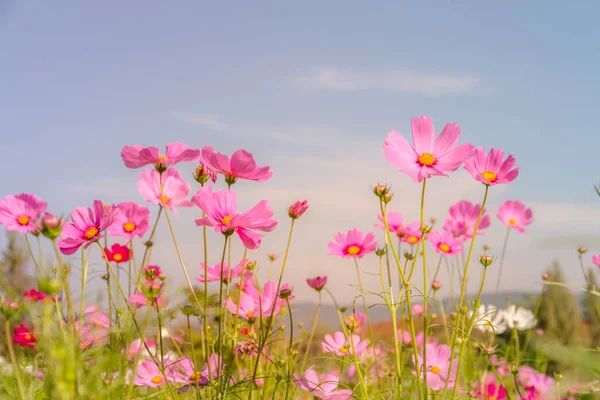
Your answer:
502,305 -> 537,331
468,305 -> 507,334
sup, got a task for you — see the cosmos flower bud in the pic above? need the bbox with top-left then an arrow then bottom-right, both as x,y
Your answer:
420,225 -> 431,234
267,253 -> 277,262
278,284 -> 293,299
194,163 -> 217,185
372,184 -> 390,198
245,261 -> 257,271
542,273 -> 549,280
535,329 -> 544,336
431,280 -> 441,291
290,348 -> 299,356
306,276 -> 327,292
578,246 -> 587,255
181,305 -> 201,317
38,278 -> 61,296
1,298 -> 19,319
382,193 -> 394,204
41,213 -> 63,240
480,255 -> 493,267
404,252 -> 415,261
254,379 -> 264,387
345,315 -> 360,332
483,244 -> 491,251
430,217 -> 437,224
297,322 -> 304,329
288,200 -> 309,220
375,247 -> 386,257
483,346 -> 495,355
102,274 -> 109,281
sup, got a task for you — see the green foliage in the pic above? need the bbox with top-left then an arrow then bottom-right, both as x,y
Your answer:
582,269 -> 600,349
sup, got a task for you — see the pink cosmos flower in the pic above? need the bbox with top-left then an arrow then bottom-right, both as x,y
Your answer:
23,289 -> 50,303
414,343 -> 458,391
226,280 -> 285,320
398,330 -> 412,345
134,359 -> 167,387
196,260 -> 252,283
166,357 -> 208,386
0,193 -> 47,234
13,323 -> 36,349
443,200 -> 490,240
401,222 -> 423,245
200,146 -> 272,182
497,200 -> 533,233
294,369 -> 352,400
464,147 -> 519,186
307,276 -> 327,291
137,168 -> 192,213
384,116 -> 474,183
476,381 -> 507,400
345,312 -> 366,333
104,243 -> 131,263
192,185 -> 277,250
412,304 -> 425,316
592,255 -> 600,268
518,366 -> 554,398
428,230 -> 463,256
121,142 -> 200,169
126,338 -> 157,361
327,228 -> 377,259
128,290 -> 164,309
322,331 -> 368,357
108,201 -> 150,241
375,211 -> 404,236
57,200 -> 116,255
288,200 -> 309,219
414,331 -> 438,347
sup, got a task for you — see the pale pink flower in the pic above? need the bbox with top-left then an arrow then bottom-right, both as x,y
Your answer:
121,142 -> 200,169
375,211 -> 404,236
412,304 -> 424,316
414,343 -> 458,391
226,280 -> 284,320
428,230 -> 463,255
294,369 -> 352,400
108,201 -> 150,241
0,193 -> 47,234
57,200 -> 116,255
593,255 -> 600,268
345,312 -> 367,333
134,359 -> 167,387
327,228 -> 377,258
443,200 -> 490,240
288,200 -> 309,219
415,331 -> 438,347
126,338 -> 157,361
307,276 -> 327,291
322,331 -> 368,357
464,147 -> 519,185
384,115 -> 474,183
200,146 -> 272,182
137,168 -> 192,213
192,185 -> 277,250
497,200 -> 533,233
518,366 -> 554,397
196,261 -> 252,283
401,222 -> 423,245
166,355 -> 222,387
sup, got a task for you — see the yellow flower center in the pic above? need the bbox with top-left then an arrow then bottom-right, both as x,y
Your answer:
246,309 -> 254,318
482,171 -> 497,182
430,366 -> 440,375
159,155 -> 166,160
17,215 -> 30,225
190,371 -> 202,382
508,218 -> 516,225
159,195 -> 169,205
222,215 -> 233,226
438,243 -> 451,253
113,254 -> 123,262
338,347 -> 349,354
396,227 -> 403,234
418,153 -> 436,167
84,227 -> 99,240
24,334 -> 32,341
346,245 -> 361,255
407,236 -> 419,244
123,221 -> 136,232
151,376 -> 163,384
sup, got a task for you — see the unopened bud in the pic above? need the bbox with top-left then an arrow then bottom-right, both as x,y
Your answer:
430,217 -> 437,224
382,193 -> 393,204
420,225 -> 432,234
483,244 -> 491,251
102,274 -> 109,281
388,371 -> 395,378
245,261 -> 256,271
578,246 -> 587,255
290,348 -> 299,356
404,252 -> 414,261
483,346 -> 495,354
431,280 -> 441,291
144,240 -> 153,248
372,184 -> 390,198
38,278 -> 61,295
375,247 -> 386,257
542,273 -> 549,280
505,295 -> 511,301
480,255 -> 493,267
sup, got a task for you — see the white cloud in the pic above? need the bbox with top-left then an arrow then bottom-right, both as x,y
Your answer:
292,68 -> 480,96
169,111 -> 227,132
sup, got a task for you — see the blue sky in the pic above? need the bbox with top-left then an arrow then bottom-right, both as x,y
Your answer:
1,2 -> 599,303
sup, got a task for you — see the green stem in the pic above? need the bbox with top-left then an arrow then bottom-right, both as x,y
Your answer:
283,299 -> 294,400
300,292 -> 321,371
215,236 -> 229,386
419,178 -> 429,400
24,234 -> 41,274
493,227 -> 511,304
5,322 -> 26,400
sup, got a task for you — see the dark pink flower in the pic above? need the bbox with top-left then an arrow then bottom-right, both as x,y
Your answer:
288,200 -> 309,219
464,147 -> 519,186
121,142 -> 200,170
13,323 -> 36,349
401,222 -> 423,245
104,243 -> 131,263
384,116 -> 474,183
200,146 -> 272,183
195,260 -> 252,283
57,200 -> 116,255
593,255 -> 600,268
306,276 -> 327,292
0,193 -> 47,234
327,228 -> 377,258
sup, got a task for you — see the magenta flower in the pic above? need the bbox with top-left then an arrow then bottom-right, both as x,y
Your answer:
518,366 -> 554,397
375,211 -> 404,236
497,200 -> 533,233
294,369 -> 352,400
134,359 -> 167,387
121,142 -> 200,169
322,331 -> 368,357
0,193 -> 47,234
108,201 -> 150,241
327,228 -> 377,259
428,230 -> 463,255
200,146 -> 272,183
57,200 -> 116,255
288,200 -> 309,219
192,185 -> 277,250
166,355 -> 222,388
464,147 -> 519,186
196,261 -> 252,283
401,222 -> 423,245
414,343 -> 458,391
307,276 -> 327,292
592,255 -> 600,268
443,200 -> 490,240
384,116 -> 474,183
137,168 -> 192,213
476,380 -> 507,400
